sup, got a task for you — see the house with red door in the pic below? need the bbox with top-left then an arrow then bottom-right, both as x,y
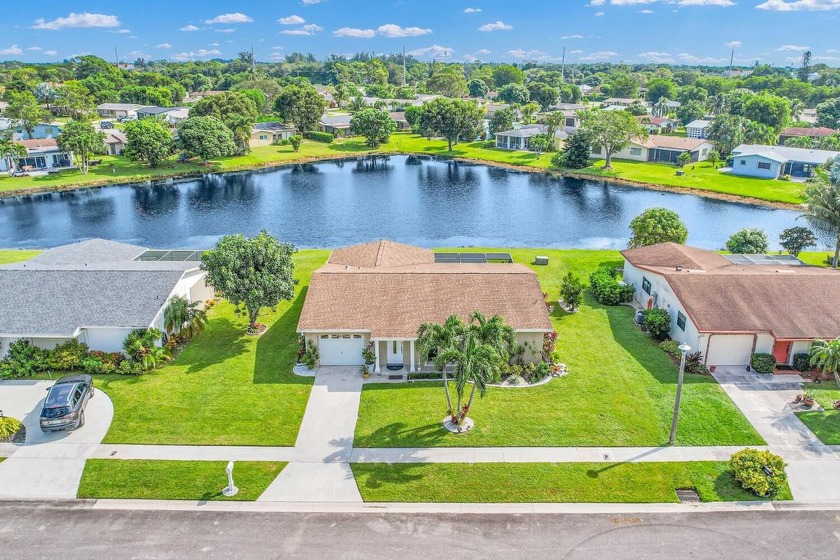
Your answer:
621,243 -> 840,370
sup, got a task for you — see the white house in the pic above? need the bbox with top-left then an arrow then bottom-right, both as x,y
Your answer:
96,103 -> 149,119
590,135 -> 713,164
0,239 -> 215,357
0,119 -> 63,140
0,139 -> 73,174
136,106 -> 190,124
729,144 -> 840,179
621,243 -> 840,369
685,119 -> 712,139
494,124 -> 575,151
637,116 -> 678,134
103,130 -> 127,156
249,122 -> 298,147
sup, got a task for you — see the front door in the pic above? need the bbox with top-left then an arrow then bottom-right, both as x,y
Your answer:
386,340 -> 404,365
772,340 -> 791,365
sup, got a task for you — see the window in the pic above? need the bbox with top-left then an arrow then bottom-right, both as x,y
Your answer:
342,334 -> 351,339
757,162 -> 771,170
740,160 -> 746,166
591,145 -> 602,155
320,334 -> 328,339
259,134 -> 268,140
352,334 -> 362,339
677,312 -> 687,331
642,277 -> 652,295
701,148 -> 707,156
392,341 -> 398,353
629,147 -> 642,156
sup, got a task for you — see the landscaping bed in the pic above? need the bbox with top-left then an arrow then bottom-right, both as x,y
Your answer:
796,383 -> 840,445
351,462 -> 792,503
78,460 -> 286,501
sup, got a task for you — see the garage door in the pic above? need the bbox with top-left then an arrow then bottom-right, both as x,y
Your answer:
318,334 -> 365,366
706,334 -> 754,367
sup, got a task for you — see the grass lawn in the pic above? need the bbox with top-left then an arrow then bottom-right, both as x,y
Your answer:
351,462 -> 791,503
796,382 -> 840,445
354,248 -> 763,448
78,460 -> 285,501
0,249 -> 41,264
573,159 -> 806,205
96,249 -> 329,446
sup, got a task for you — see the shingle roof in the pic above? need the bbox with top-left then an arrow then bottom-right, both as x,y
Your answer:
732,144 -> 840,165
16,138 -> 58,149
26,239 -> 145,266
686,119 -> 712,129
328,240 -> 434,269
781,127 -> 837,138
97,103 -> 147,111
642,135 -> 712,151
319,115 -> 352,127
621,242 -> 731,272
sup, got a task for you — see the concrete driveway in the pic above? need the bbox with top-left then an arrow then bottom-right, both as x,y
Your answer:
0,379 -> 113,500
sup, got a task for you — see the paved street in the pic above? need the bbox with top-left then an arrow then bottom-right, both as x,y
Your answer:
1,503 -> 840,559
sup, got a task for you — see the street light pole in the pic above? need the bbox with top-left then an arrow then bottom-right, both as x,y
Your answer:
669,343 -> 692,445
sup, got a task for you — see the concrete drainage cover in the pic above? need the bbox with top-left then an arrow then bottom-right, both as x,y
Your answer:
676,488 -> 701,503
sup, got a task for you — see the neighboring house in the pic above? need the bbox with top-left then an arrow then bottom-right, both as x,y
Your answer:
778,127 -> 838,145
0,101 -> 8,113
685,119 -> 712,139
103,130 -> 127,156
483,102 -> 512,119
136,106 -> 190,125
590,135 -> 713,164
183,90 -> 224,104
621,242 -> 840,369
249,122 -> 298,147
317,114 -> 353,137
603,98 -> 643,107
96,103 -> 148,119
389,112 -> 411,131
0,118 -> 63,140
0,139 -> 73,173
297,240 -> 553,371
313,85 -> 335,107
729,144 -> 840,179
799,108 -> 818,125
0,239 -> 214,358
495,124 -> 575,151
637,116 -> 678,134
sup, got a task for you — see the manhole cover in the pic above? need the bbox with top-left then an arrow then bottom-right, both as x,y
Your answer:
676,488 -> 700,503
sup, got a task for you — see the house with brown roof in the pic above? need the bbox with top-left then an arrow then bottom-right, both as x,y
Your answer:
621,242 -> 840,369
297,240 -> 554,371
779,127 -> 838,145
590,134 -> 713,165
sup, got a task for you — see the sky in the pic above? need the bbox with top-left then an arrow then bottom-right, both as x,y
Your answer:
1,0 -> 838,67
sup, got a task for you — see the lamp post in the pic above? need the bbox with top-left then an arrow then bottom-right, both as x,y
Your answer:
669,343 -> 691,446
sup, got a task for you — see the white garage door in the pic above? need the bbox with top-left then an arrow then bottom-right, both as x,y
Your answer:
706,334 -> 754,367
318,335 -> 365,366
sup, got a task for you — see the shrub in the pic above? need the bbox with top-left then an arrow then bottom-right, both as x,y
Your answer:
792,352 -> 811,372
0,340 -> 50,378
532,361 -> 551,382
408,371 -> 444,380
658,339 -> 680,358
751,353 -> 776,374
303,131 -> 334,143
643,308 -> 671,341
117,360 -> 145,375
725,228 -> 769,254
82,356 -> 104,375
288,135 -> 302,152
684,351 -> 707,375
49,339 -> 89,370
0,416 -> 23,440
303,342 -> 319,369
589,267 -> 635,306
730,448 -> 787,497
559,272 -> 584,311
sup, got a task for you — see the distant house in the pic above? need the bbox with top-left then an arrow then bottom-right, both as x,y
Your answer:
799,108 -> 818,125
604,98 -> 644,107
0,118 -> 62,140
318,114 -> 352,137
0,139 -> 73,174
729,144 -> 840,179
637,116 -> 678,134
494,124 -> 575,151
183,90 -> 224,104
685,119 -> 712,139
96,103 -> 149,119
103,130 -> 127,156
389,112 -> 411,131
590,135 -> 713,164
136,106 -> 190,125
249,122 -> 298,147
553,103 -> 589,127
778,127 -> 838,145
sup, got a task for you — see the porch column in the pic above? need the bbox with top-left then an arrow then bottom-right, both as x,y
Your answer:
409,340 -> 416,373
373,341 -> 381,373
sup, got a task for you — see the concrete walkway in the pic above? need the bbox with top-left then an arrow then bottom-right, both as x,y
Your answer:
713,371 -> 840,502
258,368 -> 364,502
0,380 -> 113,500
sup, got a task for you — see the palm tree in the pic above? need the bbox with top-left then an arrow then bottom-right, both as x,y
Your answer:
652,97 -> 670,118
802,175 -> 840,268
810,338 -> 840,387
708,93 -> 729,116
440,330 -> 501,429
123,328 -> 170,370
417,314 -> 465,415
469,311 -> 515,363
785,136 -> 816,149
0,137 -> 26,177
790,99 -> 804,123
164,296 -> 208,339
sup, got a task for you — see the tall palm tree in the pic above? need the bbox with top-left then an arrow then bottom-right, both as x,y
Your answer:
652,97 -> 670,119
802,175 -> 840,268
810,338 -> 840,387
417,314 -> 465,415
440,330 -> 501,429
789,99 -> 804,123
164,296 -> 208,339
0,137 -> 26,177
708,93 -> 729,117
785,136 -> 816,149
469,311 -> 515,363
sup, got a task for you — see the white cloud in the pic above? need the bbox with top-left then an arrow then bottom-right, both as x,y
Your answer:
214,28 -> 236,33
270,52 -> 286,61
301,0 -> 322,3
279,15 -> 305,24
639,51 -> 674,62
478,20 -> 513,31
476,49 -> 492,55
594,11 -> 605,15
777,44 -> 810,51
407,45 -> 453,58
507,48 -> 546,59
180,24 -> 201,32
0,45 -> 23,56
33,12 -> 120,30
588,0 -> 606,5
580,50 -> 618,61
377,24 -> 432,37
464,7 -> 482,12
677,52 -> 725,63
333,27 -> 376,38
171,48 -> 222,61
640,9 -> 655,13
570,49 -> 583,54
204,13 -> 252,24
27,46 -> 42,51
156,43 -> 172,49
123,50 -> 151,60
44,50 -> 58,56
757,0 -> 840,10
561,34 -> 585,39
678,0 -> 734,5
280,24 -> 323,35
725,40 -> 742,48
208,42 -> 220,46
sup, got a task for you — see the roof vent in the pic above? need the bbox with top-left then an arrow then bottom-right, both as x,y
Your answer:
675,265 -> 682,272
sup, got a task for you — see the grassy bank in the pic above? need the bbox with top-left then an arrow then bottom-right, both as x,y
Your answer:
0,249 -> 42,264
78,460 -> 285,501
796,382 -> 840,445
351,462 -> 791,503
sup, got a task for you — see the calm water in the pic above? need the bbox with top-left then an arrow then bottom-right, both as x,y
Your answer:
0,155 -> 803,250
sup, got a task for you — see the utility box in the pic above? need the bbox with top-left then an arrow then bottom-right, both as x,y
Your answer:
535,255 -> 549,265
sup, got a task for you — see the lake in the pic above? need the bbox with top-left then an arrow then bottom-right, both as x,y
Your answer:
0,155 -> 803,250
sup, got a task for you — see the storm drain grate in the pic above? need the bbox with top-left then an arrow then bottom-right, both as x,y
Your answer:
676,488 -> 701,503
388,374 -> 404,380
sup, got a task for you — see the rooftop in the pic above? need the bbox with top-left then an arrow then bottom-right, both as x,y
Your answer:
781,127 -> 837,138
686,119 -> 712,128
732,144 -> 840,165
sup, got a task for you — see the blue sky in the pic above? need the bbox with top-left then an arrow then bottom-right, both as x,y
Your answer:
2,0 -> 839,67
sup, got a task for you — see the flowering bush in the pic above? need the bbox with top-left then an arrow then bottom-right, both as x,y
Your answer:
730,449 -> 787,497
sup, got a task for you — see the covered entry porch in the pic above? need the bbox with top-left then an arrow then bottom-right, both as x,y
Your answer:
370,338 -> 420,373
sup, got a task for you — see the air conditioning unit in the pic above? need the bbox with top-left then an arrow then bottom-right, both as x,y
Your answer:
652,291 -> 659,306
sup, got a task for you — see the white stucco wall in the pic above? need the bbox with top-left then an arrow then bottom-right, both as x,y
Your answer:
730,154 -> 781,179
755,333 -> 774,354
591,143 -> 648,162
82,327 -> 136,353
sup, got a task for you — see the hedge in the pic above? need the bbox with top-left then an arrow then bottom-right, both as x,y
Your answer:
751,353 -> 776,374
303,131 -> 334,143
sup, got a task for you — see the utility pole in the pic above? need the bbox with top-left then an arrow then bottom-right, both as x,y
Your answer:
114,46 -> 119,67
251,45 -> 256,74
561,46 -> 566,82
728,48 -> 735,79
402,45 -> 406,87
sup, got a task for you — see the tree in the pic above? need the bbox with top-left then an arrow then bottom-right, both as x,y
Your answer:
350,108 -> 397,148
123,118 -> 174,168
418,98 -> 484,151
628,208 -> 688,248
177,116 -> 237,161
677,151 -> 692,168
496,83 -> 529,106
652,97 -> 672,118
560,272 -> 583,311
55,82 -> 95,119
238,89 -> 267,115
289,135 -> 302,152
34,83 -> 58,109
426,66 -> 468,98
607,74 -> 640,98
492,64 -> 525,88
273,85 -> 328,133
646,78 -> 677,103
191,91 -> 260,154
553,129 -> 592,169
581,109 -> 647,169
200,231 -> 297,329
6,92 -> 50,139
725,228 -> 769,254
0,137 -> 26,177
521,102 -> 539,124
469,311 -> 515,364
798,50 -> 812,83
708,115 -> 749,157
439,327 -> 502,430
741,94 -> 791,131
819,135 -> 840,152
468,78 -> 489,98
803,176 -> 840,268
676,100 -> 706,126
488,107 -> 515,137
816,98 -> 840,129
123,328 -> 169,370
530,134 -> 553,154
708,149 -> 720,168
626,100 -> 648,116
540,111 -> 565,140
785,136 -> 815,149
810,338 -> 840,387
163,296 -> 207,339
779,227 -> 817,257
527,82 -> 559,111
56,119 -> 104,175
417,315 -> 467,417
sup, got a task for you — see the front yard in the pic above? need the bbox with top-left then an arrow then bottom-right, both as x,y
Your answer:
354,249 -> 764,448
796,383 -> 840,445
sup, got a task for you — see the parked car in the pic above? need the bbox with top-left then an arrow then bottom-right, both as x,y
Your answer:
39,374 -> 94,432
100,121 -> 114,129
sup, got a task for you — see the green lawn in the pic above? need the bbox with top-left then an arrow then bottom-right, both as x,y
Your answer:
796,382 -> 840,445
351,462 -> 791,503
78,460 -> 285,501
354,248 -> 763,448
0,249 -> 41,264
96,249 -> 329,446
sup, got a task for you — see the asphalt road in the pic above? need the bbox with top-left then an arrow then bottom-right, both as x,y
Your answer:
2,503 -> 840,559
